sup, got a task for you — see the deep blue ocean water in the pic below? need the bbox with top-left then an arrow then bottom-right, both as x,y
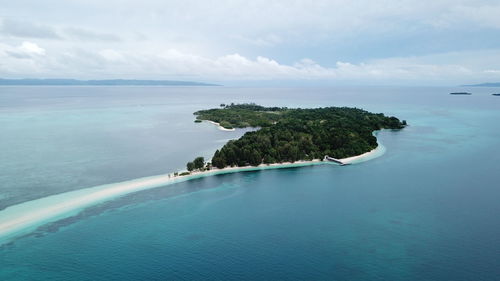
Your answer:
1,86 -> 499,280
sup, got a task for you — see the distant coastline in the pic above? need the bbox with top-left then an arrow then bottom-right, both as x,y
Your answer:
0,78 -> 219,86
461,82 -> 500,87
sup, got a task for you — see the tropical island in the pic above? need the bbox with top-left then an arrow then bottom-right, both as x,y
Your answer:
184,103 -> 406,172
0,103 -> 406,245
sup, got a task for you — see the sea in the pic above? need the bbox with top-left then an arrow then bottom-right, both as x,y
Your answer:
0,86 -> 499,280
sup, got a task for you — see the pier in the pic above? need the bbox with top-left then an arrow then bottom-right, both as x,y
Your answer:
324,155 -> 349,165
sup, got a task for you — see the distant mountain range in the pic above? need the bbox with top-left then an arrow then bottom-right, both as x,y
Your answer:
0,78 -> 219,86
462,82 -> 500,87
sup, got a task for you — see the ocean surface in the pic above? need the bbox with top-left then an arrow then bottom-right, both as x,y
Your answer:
1,86 -> 499,280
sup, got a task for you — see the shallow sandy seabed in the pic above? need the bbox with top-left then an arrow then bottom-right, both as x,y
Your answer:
0,131 -> 384,245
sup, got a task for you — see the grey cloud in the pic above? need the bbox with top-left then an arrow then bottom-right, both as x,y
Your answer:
63,27 -> 121,42
5,51 -> 31,59
0,19 -> 60,39
1,0 -> 499,84
0,18 -> 121,42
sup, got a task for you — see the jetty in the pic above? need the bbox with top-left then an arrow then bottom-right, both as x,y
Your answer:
324,155 -> 349,166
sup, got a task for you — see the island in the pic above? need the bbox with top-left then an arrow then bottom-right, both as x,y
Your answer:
450,92 -> 472,95
462,82 -> 500,87
0,78 -> 218,86
0,103 -> 406,245
184,103 -> 406,171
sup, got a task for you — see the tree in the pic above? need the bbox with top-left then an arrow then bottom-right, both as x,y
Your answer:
194,105 -> 405,168
263,154 -> 275,164
249,149 -> 262,166
194,157 -> 204,169
187,162 -> 195,172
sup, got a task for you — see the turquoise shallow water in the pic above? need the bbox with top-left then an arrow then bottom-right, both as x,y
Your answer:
0,86 -> 255,209
1,86 -> 500,280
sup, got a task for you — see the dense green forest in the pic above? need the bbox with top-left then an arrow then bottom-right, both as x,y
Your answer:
194,103 -> 287,129
190,103 -> 406,169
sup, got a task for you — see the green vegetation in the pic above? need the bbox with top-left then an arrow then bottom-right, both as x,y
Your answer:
183,156 -> 211,174
193,157 -> 205,169
194,103 -> 287,129
193,104 -> 406,169
186,161 -> 195,172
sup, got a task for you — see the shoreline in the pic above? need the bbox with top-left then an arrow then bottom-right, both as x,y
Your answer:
0,131 -> 385,246
341,132 -> 386,164
204,120 -> 236,131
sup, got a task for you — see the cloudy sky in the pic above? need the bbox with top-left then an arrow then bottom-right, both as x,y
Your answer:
1,0 -> 500,85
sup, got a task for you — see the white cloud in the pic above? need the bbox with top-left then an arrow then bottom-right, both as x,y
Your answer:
1,1 -> 500,84
484,69 -> 500,73
0,42 -> 51,75
2,41 -> 497,85
2,41 -> 46,60
19,42 -> 46,55
99,49 -> 124,62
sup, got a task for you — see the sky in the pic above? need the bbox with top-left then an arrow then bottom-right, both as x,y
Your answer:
1,0 -> 500,85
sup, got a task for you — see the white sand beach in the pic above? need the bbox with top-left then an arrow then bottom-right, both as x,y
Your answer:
205,120 -> 236,131
341,145 -> 385,164
0,132 -> 385,246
